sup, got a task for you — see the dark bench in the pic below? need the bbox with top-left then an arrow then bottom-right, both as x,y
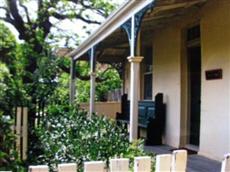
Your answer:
116,93 -> 166,145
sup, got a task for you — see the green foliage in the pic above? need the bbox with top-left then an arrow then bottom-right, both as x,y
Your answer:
96,67 -> 122,101
0,62 -> 26,116
91,0 -> 117,17
35,103 -> 128,170
0,112 -> 25,171
50,60 -> 122,103
47,72 -> 70,104
0,63 -> 25,170
34,103 -> 150,171
0,23 -> 28,114
77,79 -> 91,103
0,22 -> 17,73
76,62 -> 122,102
0,23 -> 26,170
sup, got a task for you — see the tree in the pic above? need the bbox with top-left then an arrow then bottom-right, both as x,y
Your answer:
0,0 -> 119,81
0,0 -> 122,160
0,0 -> 123,112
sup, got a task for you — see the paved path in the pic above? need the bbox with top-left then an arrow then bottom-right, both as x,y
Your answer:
144,145 -> 221,172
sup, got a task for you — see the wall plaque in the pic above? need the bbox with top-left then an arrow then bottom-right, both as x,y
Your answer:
205,69 -> 222,80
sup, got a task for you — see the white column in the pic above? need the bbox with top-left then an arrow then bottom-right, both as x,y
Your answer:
89,48 -> 96,117
70,58 -> 76,104
128,56 -> 143,141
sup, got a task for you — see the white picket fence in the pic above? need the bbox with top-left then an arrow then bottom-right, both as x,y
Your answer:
28,150 -> 230,172
28,150 -> 184,172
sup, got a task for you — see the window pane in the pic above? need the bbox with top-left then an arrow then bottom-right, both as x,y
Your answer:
144,73 -> 152,100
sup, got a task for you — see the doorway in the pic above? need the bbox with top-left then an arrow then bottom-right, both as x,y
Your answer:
187,46 -> 201,146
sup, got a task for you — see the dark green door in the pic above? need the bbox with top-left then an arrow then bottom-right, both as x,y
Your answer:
188,46 -> 201,146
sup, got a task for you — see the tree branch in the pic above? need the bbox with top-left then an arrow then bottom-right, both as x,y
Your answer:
0,6 -> 8,12
79,0 -> 107,17
36,0 -> 52,39
0,16 -> 13,23
0,6 -> 14,23
38,0 -> 43,11
52,12 -> 101,24
18,0 -> 31,23
6,0 -> 26,39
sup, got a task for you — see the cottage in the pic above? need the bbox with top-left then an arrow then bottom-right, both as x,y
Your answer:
69,0 -> 230,161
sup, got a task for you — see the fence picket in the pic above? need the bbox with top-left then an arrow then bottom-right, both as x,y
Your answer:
16,107 -> 22,159
22,107 -> 28,160
134,156 -> 151,172
28,165 -> 49,172
58,163 -> 77,172
171,150 -> 187,172
155,154 -> 172,172
84,161 -> 106,172
110,158 -> 129,172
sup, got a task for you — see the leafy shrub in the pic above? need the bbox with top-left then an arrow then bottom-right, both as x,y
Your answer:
34,103 -> 152,171
0,112 -> 25,171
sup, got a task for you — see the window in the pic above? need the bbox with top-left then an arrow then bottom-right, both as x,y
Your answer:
144,47 -> 153,100
187,25 -> 200,42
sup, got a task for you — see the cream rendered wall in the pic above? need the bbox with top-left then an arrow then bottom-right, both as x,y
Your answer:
152,0 -> 230,160
123,0 -> 230,160
153,27 -> 182,147
199,0 -> 230,160
80,102 -> 121,119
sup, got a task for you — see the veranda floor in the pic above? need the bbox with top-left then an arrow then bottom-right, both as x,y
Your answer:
144,145 -> 221,172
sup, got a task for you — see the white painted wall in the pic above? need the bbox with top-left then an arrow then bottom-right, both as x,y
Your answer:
199,0 -> 230,160
153,26 -> 182,147
151,0 -> 230,160
123,0 -> 230,161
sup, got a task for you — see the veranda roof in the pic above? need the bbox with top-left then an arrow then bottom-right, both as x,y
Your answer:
68,0 -> 207,63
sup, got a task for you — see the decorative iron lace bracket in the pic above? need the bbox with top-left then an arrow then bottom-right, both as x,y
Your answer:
121,1 -> 155,55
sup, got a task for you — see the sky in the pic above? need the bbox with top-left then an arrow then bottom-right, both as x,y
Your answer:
0,0 -> 126,48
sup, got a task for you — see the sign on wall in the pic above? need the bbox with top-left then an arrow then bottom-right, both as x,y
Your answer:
205,69 -> 223,80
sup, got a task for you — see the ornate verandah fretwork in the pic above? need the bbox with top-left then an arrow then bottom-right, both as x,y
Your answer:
121,1 -> 155,56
